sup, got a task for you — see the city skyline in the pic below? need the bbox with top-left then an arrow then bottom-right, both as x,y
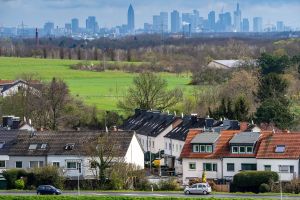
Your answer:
0,0 -> 300,29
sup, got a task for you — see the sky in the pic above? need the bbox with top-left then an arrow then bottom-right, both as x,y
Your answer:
0,0 -> 299,29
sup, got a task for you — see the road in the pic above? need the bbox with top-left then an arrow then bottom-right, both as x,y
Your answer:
0,191 -> 299,199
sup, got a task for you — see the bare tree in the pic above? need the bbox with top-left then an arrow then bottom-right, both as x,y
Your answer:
118,72 -> 183,111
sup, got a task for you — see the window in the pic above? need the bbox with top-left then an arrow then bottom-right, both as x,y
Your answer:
152,141 -> 154,148
67,162 -> 77,169
227,163 -> 235,172
189,162 -> 196,170
246,146 -> 253,154
30,161 -> 38,168
279,165 -> 289,173
275,145 -> 285,153
200,145 -> 205,152
239,146 -> 246,153
172,144 -> 174,151
40,144 -> 47,149
0,160 -> 5,168
65,143 -> 75,150
29,144 -> 37,150
169,143 -> 172,150
165,142 -> 167,149
16,161 -> 22,168
193,145 -> 199,152
264,165 -> 271,171
0,141 -> 5,149
203,163 -> 217,172
52,162 -> 60,167
176,144 -> 178,152
241,163 -> 257,171
290,166 -> 295,173
90,161 -> 97,169
206,145 -> 213,153
232,146 -> 238,153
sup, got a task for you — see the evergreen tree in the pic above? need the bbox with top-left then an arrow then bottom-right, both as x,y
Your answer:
234,96 -> 249,121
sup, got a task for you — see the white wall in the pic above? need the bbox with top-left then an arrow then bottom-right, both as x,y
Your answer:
182,158 -> 222,185
257,159 -> 299,181
47,155 -> 96,179
223,158 -> 257,180
124,134 -> 144,169
0,155 -> 9,173
163,138 -> 184,173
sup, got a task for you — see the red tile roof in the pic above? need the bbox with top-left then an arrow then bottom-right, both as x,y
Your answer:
180,130 -> 240,159
257,132 -> 300,159
0,80 -> 14,85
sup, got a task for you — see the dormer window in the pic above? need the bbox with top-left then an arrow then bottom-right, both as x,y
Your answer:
0,141 -> 5,149
275,145 -> 285,153
29,144 -> 37,150
231,145 -> 254,154
192,144 -> 213,153
65,143 -> 75,150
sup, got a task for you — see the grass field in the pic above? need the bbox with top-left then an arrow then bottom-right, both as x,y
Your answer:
0,57 -> 192,110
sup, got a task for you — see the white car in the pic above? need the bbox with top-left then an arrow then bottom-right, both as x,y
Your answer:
184,183 -> 212,195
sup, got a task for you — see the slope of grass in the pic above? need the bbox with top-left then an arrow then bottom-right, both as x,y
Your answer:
0,57 -> 191,110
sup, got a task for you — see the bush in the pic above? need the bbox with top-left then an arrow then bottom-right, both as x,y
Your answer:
158,179 -> 180,191
2,169 -> 27,189
32,165 -> 64,189
232,171 -> 279,193
259,183 -> 270,193
15,179 -> 25,190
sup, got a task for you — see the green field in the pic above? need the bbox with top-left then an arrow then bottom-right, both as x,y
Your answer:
0,57 -> 192,110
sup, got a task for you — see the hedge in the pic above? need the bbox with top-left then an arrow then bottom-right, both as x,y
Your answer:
231,171 -> 279,193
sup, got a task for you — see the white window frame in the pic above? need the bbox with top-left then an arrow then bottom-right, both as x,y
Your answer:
189,162 -> 196,170
232,146 -> 238,154
0,160 -> 6,168
193,145 -> 199,152
66,161 -> 77,169
206,145 -> 213,153
246,146 -> 253,154
239,146 -> 246,154
200,145 -> 206,152
52,162 -> 60,167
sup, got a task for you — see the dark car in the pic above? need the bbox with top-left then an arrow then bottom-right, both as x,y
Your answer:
36,185 -> 62,195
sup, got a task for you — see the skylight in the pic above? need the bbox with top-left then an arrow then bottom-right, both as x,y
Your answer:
29,144 -> 38,150
275,145 -> 285,153
65,143 -> 75,150
0,141 -> 5,149
40,144 -> 47,149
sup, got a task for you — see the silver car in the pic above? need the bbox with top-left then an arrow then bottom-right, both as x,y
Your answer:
184,183 -> 212,195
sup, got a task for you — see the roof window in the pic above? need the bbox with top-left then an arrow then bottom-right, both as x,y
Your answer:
0,141 -> 5,149
65,143 -> 75,150
29,144 -> 37,150
40,143 -> 47,149
275,145 -> 285,153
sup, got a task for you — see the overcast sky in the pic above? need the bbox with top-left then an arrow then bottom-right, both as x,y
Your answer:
0,0 -> 299,29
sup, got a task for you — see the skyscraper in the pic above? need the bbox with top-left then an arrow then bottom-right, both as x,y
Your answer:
171,10 -> 180,33
234,3 -> 242,32
127,4 -> 135,33
153,15 -> 161,33
44,22 -> 54,35
86,16 -> 99,33
208,11 -> 215,31
218,12 -> 232,32
253,17 -> 263,32
71,18 -> 79,33
160,12 -> 168,33
242,18 -> 249,32
277,21 -> 284,32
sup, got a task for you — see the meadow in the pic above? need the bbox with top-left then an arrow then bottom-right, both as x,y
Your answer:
0,57 -> 192,110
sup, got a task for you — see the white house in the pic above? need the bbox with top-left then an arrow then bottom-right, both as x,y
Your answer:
0,80 -> 40,97
208,60 -> 241,69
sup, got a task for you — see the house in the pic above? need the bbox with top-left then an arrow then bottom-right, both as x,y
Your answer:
0,130 -> 144,180
0,80 -> 41,97
163,115 -> 206,174
208,60 -> 241,69
120,109 -> 181,154
256,132 -> 300,181
180,129 -> 242,184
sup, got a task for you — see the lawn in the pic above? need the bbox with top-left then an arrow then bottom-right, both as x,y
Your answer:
0,57 -> 192,110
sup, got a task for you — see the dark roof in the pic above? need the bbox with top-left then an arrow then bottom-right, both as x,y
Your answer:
0,130 -> 19,155
190,132 -> 220,144
164,116 -> 206,141
120,109 -> 178,137
0,130 -> 135,157
229,132 -> 261,145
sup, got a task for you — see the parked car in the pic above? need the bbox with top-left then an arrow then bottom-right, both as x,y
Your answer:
184,183 -> 212,195
36,185 -> 62,195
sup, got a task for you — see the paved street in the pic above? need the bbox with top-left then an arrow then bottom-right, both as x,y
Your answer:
0,191 -> 300,199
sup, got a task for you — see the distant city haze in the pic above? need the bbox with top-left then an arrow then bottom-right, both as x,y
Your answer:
0,0 -> 299,29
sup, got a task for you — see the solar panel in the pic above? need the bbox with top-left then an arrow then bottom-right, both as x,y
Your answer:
275,145 -> 285,153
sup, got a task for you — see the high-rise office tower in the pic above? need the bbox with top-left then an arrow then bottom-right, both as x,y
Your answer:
160,12 -> 168,33
234,3 -> 242,32
127,4 -> 135,33
219,12 -> 232,32
277,21 -> 284,32
242,18 -> 249,32
86,16 -> 98,33
153,15 -> 161,33
208,11 -> 215,31
171,10 -> 180,33
253,17 -> 263,32
71,18 -> 79,33
44,22 -> 54,35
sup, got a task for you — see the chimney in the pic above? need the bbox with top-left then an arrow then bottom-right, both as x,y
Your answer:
240,122 -> 248,131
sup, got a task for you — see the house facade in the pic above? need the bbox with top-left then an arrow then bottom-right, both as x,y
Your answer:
0,80 -> 40,97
